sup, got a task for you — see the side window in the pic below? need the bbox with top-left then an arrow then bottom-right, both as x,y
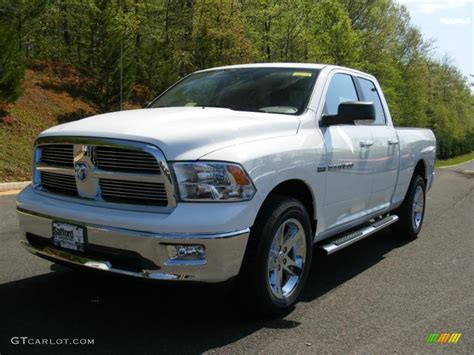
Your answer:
358,78 -> 386,124
323,73 -> 358,115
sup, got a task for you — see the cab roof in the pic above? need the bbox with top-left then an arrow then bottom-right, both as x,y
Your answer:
198,63 -> 327,72
197,63 -> 371,78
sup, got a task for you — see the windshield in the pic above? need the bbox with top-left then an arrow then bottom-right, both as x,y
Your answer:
149,68 -> 320,115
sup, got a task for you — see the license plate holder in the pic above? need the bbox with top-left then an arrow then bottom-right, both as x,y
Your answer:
52,222 -> 87,252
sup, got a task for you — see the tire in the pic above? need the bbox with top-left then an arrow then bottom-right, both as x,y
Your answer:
392,174 -> 426,240
238,195 -> 313,315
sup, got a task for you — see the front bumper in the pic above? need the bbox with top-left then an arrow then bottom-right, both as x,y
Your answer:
17,208 -> 249,282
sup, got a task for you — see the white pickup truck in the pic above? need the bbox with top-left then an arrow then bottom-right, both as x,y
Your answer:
17,63 -> 436,313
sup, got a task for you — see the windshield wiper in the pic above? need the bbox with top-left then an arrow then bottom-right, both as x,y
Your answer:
151,104 -> 262,113
201,104 -> 264,113
200,104 -> 236,110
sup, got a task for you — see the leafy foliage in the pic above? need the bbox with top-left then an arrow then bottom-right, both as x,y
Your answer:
0,0 -> 472,158
0,24 -> 24,104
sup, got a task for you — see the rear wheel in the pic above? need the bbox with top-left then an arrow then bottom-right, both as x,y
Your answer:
392,174 -> 426,240
239,196 -> 312,314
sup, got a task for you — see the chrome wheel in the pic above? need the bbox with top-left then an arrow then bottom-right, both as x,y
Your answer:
267,218 -> 307,300
412,185 -> 424,230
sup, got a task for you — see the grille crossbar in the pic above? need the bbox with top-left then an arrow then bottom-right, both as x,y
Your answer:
40,144 -> 74,167
100,178 -> 167,206
95,146 -> 160,173
40,171 -> 77,195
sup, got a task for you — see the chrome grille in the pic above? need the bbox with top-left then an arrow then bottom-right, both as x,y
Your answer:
40,144 -> 74,167
100,179 -> 167,205
40,171 -> 77,196
33,138 -> 176,211
95,146 -> 160,173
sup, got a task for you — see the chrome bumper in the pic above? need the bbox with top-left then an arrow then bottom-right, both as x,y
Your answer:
17,208 -> 250,282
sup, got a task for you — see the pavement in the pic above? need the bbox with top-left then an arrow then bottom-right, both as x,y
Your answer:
0,161 -> 473,354
0,181 -> 30,194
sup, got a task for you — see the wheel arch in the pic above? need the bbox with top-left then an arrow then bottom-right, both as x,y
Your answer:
414,159 -> 428,184
256,179 -> 317,236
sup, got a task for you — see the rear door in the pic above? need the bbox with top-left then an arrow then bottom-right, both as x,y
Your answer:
355,76 -> 399,212
320,72 -> 374,231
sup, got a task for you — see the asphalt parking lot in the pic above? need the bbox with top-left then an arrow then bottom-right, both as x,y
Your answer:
0,161 -> 473,354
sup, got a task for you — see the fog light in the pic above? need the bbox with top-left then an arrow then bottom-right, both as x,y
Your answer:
166,244 -> 205,262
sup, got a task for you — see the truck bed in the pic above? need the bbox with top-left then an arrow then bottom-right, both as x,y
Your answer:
393,128 -> 436,207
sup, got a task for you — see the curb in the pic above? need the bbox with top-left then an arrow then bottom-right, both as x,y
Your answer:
437,158 -> 474,169
0,181 -> 31,192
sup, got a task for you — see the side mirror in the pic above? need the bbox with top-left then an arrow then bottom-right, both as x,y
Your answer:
320,101 -> 375,127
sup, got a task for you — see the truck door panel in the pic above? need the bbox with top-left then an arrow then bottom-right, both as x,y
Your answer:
321,73 -> 374,231
355,77 -> 399,211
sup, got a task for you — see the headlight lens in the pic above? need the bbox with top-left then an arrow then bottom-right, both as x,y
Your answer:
172,162 -> 256,201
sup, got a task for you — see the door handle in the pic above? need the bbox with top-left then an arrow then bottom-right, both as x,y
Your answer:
360,140 -> 374,148
388,139 -> 399,145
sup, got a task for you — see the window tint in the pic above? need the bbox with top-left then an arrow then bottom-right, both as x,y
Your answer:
358,78 -> 386,124
323,74 -> 358,115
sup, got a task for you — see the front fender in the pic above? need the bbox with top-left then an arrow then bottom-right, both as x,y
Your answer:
199,129 -> 326,230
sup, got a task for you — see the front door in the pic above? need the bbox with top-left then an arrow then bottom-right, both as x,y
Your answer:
320,72 -> 374,231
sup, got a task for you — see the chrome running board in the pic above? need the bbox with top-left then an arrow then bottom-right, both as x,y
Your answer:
320,215 -> 399,255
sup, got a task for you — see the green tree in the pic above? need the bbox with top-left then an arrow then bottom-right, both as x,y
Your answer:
0,25 -> 24,104
192,0 -> 256,69
0,0 -> 45,56
307,0 -> 361,65
87,1 -> 137,112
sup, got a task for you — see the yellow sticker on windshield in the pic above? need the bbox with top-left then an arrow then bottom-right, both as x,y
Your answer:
292,72 -> 312,77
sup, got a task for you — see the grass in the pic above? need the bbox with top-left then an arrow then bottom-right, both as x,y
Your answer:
435,151 -> 474,168
0,65 -> 96,182
0,62 -> 140,182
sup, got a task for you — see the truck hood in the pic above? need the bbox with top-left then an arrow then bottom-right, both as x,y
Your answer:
39,107 -> 300,160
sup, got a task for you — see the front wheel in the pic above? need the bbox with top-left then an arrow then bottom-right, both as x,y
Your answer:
392,174 -> 426,240
238,196 -> 313,314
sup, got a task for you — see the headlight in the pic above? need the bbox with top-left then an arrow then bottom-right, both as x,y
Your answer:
172,162 -> 256,202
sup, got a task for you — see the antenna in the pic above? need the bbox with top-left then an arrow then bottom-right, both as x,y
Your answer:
120,39 -> 123,111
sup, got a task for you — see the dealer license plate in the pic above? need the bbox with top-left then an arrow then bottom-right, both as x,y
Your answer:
52,222 -> 86,251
